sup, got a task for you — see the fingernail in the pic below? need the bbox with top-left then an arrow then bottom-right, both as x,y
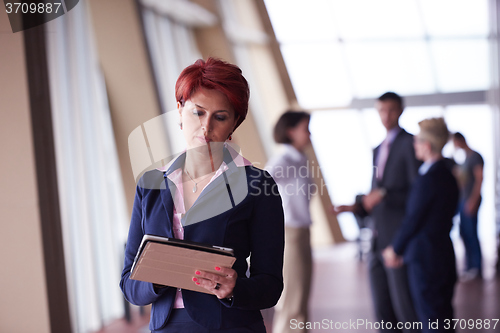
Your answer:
195,271 -> 201,275
195,282 -> 200,285
215,267 -> 221,271
192,277 -> 198,282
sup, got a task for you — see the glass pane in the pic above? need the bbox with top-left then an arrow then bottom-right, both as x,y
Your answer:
345,41 -> 435,98
264,0 -> 339,43
360,108 -> 386,148
332,0 -> 424,40
281,43 -> 352,108
420,0 -> 489,37
361,106 -> 444,146
310,110 -> 375,240
399,106 -> 445,135
444,105 -> 492,156
430,39 -> 489,92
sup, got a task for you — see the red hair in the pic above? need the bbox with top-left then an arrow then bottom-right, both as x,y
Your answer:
175,58 -> 250,130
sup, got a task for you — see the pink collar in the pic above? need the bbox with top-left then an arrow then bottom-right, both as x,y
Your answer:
156,144 -> 252,173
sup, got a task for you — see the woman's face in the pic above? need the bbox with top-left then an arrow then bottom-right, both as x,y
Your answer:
178,87 -> 238,149
288,118 -> 311,151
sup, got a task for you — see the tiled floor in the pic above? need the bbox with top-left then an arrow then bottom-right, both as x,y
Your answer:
97,242 -> 499,333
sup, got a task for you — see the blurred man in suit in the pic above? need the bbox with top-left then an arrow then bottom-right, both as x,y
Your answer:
336,92 -> 421,332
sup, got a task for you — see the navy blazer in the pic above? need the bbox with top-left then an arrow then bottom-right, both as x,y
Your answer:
392,159 -> 459,268
120,149 -> 285,331
392,159 -> 459,326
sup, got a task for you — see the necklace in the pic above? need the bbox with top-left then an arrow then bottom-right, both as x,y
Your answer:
184,169 -> 214,193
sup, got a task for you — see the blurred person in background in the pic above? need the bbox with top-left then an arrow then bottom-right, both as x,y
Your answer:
452,132 -> 484,281
384,118 -> 459,333
266,111 -> 313,333
335,92 -> 421,333
120,58 -> 285,333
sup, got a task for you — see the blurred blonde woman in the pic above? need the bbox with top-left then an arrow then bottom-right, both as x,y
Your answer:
383,118 -> 459,333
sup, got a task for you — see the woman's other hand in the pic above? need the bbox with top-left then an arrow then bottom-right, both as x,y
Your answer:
332,204 -> 355,215
193,266 -> 237,299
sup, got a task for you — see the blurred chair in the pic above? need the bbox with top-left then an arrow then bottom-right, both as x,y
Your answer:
353,214 -> 373,262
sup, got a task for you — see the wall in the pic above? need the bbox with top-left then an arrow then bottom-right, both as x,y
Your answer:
0,10 -> 51,333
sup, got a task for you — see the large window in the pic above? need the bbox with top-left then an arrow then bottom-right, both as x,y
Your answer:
265,0 -> 496,268
265,0 -> 489,108
310,107 -> 496,262
46,2 -> 128,331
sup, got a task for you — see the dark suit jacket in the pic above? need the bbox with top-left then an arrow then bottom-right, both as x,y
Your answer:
392,159 -> 459,267
120,149 -> 285,331
358,129 -> 421,252
392,160 -> 459,324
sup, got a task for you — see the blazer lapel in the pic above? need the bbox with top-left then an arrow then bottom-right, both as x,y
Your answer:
158,152 -> 187,238
160,175 -> 175,238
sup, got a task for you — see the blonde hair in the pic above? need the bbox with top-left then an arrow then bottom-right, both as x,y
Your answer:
418,117 -> 449,153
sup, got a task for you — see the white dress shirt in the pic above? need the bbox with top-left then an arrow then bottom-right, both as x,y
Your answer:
266,145 -> 313,228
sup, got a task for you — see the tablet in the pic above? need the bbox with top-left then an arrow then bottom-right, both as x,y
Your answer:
130,235 -> 236,294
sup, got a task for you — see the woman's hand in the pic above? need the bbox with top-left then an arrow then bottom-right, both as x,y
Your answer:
192,266 -> 237,299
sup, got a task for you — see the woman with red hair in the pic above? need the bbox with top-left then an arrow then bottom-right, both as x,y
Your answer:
120,58 -> 285,332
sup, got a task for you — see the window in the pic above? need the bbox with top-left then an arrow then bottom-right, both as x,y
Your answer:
46,2 -> 127,331
265,0 -> 495,250
265,0 -> 490,108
